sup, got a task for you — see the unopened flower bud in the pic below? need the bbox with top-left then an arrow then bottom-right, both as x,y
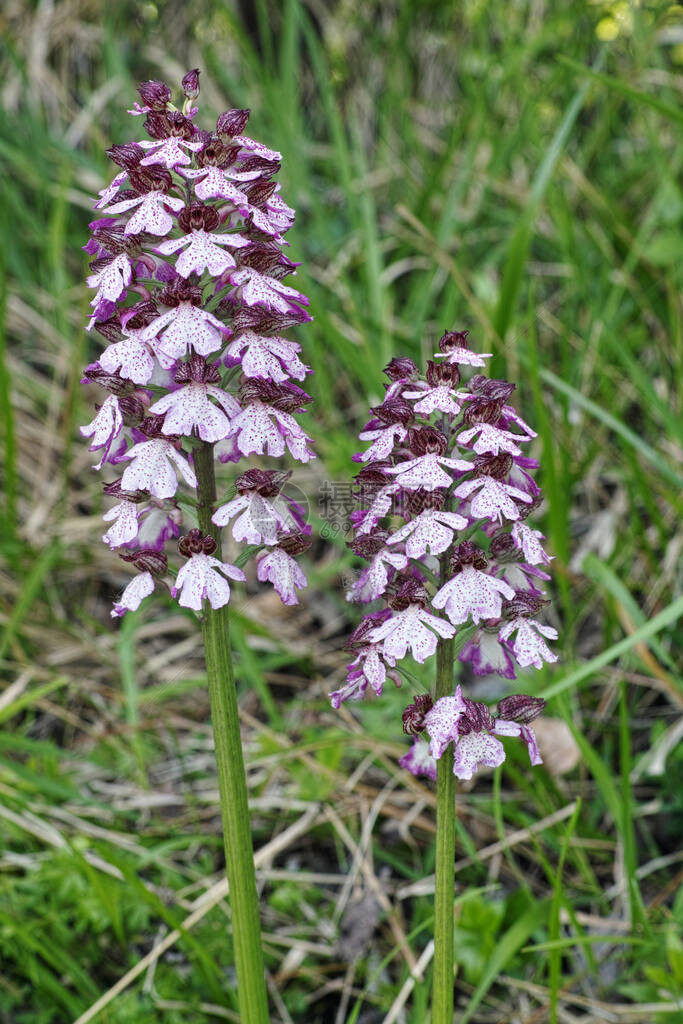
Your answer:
402,694 -> 434,735
216,108 -> 251,138
119,548 -> 168,575
496,694 -> 546,724
181,68 -> 200,100
138,80 -> 171,109
383,357 -> 419,382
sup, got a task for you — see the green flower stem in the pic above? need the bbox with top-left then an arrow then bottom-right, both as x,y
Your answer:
432,626 -> 456,1023
195,442 -> 269,1024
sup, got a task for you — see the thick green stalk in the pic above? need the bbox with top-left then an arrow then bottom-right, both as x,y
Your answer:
194,442 -> 269,1024
432,630 -> 456,1024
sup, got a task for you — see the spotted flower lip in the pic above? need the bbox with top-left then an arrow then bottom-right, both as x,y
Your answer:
148,380 -> 240,443
141,302 -> 229,363
156,229 -> 250,278
226,330 -> 309,382
368,604 -> 455,664
498,616 -> 558,669
102,189 -> 185,235
212,491 -> 293,546
387,452 -> 470,491
172,552 -> 246,610
386,507 -> 468,559
256,545 -> 307,605
119,438 -> 198,498
433,565 -> 515,626
111,571 -> 155,618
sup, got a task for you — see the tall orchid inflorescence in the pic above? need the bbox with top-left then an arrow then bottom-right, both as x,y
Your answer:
335,330 -> 556,781
81,71 -> 313,618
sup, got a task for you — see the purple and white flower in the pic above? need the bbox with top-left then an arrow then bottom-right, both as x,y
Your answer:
256,546 -> 307,605
103,190 -> 185,236
229,267 -> 308,314
149,382 -> 239,442
454,475 -> 531,523
111,571 -> 155,618
86,254 -> 132,312
499,616 -> 558,670
157,230 -> 250,279
369,604 -> 455,664
142,302 -> 228,363
172,552 -> 245,610
346,548 -> 409,603
399,738 -> 437,781
433,564 -> 515,626
387,453 -> 469,492
387,507 -> 468,559
511,521 -> 552,566
80,395 -> 123,469
139,135 -> 204,168
226,331 -> 309,382
457,423 -> 528,457
120,438 -> 197,499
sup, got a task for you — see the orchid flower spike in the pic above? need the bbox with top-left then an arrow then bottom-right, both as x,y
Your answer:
334,329 -> 558,784
81,72 -> 313,618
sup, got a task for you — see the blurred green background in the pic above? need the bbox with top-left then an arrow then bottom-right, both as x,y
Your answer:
1,1 -> 682,1022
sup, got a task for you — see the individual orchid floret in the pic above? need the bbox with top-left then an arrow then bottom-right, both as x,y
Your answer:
226,329 -> 309,383
148,356 -> 239,442
98,303 -> 159,385
138,118 -> 204,169
102,168 -> 185,235
156,204 -> 250,278
386,491 -> 468,559
354,396 -> 414,463
459,627 -> 517,680
111,549 -> 168,618
212,469 -> 295,546
227,380 -> 314,462
345,531 -> 409,603
387,426 -> 469,491
351,462 -> 400,536
172,530 -> 246,611
454,454 -> 531,523
498,594 -> 558,670
369,580 -> 455,664
432,542 -> 515,626
228,266 -> 309,314
403,361 -> 463,416
434,328 -> 491,366
102,489 -> 142,547
422,685 -> 545,779
457,421 -> 529,457
489,532 -> 550,595
119,415 -> 198,498
511,518 -> 552,566
86,253 -> 132,315
142,279 -> 229,364
111,571 -> 155,618
256,532 -> 310,605
80,394 -> 123,469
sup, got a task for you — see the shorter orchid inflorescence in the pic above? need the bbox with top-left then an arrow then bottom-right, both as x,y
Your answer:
81,71 -> 313,619
335,330 -> 556,781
